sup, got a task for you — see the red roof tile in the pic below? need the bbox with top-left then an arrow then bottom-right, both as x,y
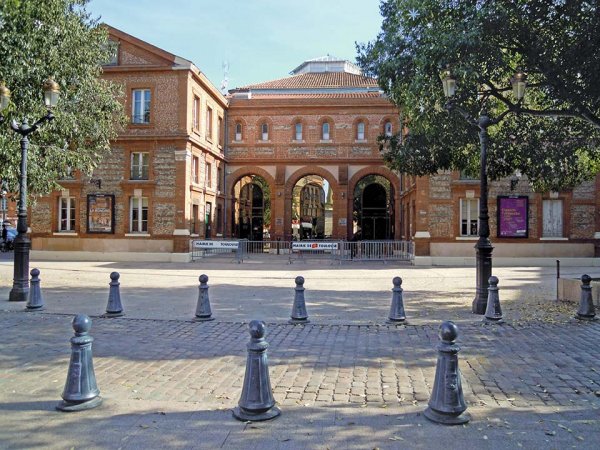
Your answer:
241,92 -> 383,99
235,72 -> 379,90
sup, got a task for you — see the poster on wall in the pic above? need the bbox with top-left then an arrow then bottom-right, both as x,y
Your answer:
497,196 -> 528,238
87,194 -> 115,234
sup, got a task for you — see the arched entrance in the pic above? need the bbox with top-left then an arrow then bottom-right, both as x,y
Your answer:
232,175 -> 271,241
291,175 -> 333,240
353,175 -> 394,240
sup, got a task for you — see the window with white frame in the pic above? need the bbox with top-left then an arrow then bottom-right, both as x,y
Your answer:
384,121 -> 393,137
130,196 -> 148,233
58,197 -> 76,232
460,198 -> 479,236
218,116 -> 223,146
130,152 -> 149,180
132,89 -> 151,124
322,122 -> 330,140
295,122 -> 303,141
543,199 -> 563,237
235,123 -> 243,141
193,96 -> 200,130
357,121 -> 365,140
261,123 -> 269,141
206,106 -> 213,140
206,162 -> 212,188
192,156 -> 199,184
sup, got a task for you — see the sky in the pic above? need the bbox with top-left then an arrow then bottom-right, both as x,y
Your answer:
87,0 -> 384,91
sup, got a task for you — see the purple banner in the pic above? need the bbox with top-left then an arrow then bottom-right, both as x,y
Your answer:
498,196 -> 528,238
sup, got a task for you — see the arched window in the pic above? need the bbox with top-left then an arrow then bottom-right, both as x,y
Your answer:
295,122 -> 303,141
384,121 -> 393,137
235,123 -> 242,141
322,122 -> 330,140
261,123 -> 269,141
357,121 -> 365,140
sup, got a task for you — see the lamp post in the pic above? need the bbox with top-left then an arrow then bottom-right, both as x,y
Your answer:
1,188 -> 6,223
0,79 -> 60,302
441,69 -> 526,314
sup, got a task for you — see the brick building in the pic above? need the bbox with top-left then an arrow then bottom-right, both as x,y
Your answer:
29,27 -> 600,263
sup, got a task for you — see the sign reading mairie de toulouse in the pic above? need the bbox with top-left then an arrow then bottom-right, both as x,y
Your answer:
292,242 -> 339,250
193,240 -> 239,249
497,196 -> 529,238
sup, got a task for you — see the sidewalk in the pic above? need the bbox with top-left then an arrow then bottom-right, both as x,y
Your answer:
1,259 -> 599,449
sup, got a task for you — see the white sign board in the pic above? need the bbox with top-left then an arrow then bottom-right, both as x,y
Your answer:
193,240 -> 239,249
292,242 -> 339,250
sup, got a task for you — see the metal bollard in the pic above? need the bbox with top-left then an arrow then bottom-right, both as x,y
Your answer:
56,314 -> 102,411
575,274 -> 597,321
387,276 -> 406,324
195,274 -> 215,321
25,268 -> 45,311
104,272 -> 124,317
289,276 -> 309,324
424,321 -> 470,425
233,320 -> 281,421
483,276 -> 503,324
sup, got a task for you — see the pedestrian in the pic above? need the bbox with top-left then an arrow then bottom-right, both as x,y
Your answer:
1,224 -> 7,252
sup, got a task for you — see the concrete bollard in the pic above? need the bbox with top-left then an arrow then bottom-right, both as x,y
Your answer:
233,320 -> 281,421
25,268 -> 45,311
387,276 -> 406,324
289,276 -> 309,324
424,321 -> 470,425
104,272 -> 124,317
483,276 -> 503,324
575,274 -> 597,321
56,314 -> 102,412
195,274 -> 214,321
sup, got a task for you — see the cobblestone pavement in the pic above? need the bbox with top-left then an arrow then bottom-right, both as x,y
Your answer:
1,310 -> 599,449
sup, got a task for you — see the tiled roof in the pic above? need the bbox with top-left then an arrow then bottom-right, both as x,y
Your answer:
239,92 -> 383,99
235,72 -> 379,90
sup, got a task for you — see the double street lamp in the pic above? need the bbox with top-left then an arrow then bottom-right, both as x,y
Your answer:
0,79 -> 60,302
441,70 -> 527,314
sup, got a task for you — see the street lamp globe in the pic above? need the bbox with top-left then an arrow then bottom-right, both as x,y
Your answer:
441,69 -> 457,98
510,71 -> 527,101
43,77 -> 60,109
0,83 -> 10,112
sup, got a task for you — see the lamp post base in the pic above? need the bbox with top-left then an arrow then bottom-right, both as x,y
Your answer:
9,288 -> 28,302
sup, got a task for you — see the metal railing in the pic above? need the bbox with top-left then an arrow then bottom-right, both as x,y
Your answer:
191,239 -> 414,263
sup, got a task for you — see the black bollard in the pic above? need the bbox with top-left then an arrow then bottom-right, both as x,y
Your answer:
25,268 -> 45,311
233,320 -> 281,421
289,276 -> 309,324
56,314 -> 102,412
387,276 -> 406,324
104,272 -> 124,317
424,321 -> 470,425
195,274 -> 214,321
575,274 -> 597,321
483,276 -> 503,324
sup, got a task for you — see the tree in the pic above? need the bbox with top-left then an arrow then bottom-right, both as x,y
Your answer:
0,0 -> 125,196
357,0 -> 600,192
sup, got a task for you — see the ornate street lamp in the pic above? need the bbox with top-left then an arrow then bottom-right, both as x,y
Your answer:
442,69 -> 526,314
0,78 -> 60,302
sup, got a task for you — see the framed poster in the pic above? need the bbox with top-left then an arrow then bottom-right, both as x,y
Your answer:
87,194 -> 115,234
497,196 -> 528,238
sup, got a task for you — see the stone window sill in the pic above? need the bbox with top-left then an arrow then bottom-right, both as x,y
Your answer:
125,233 -> 150,237
540,237 -> 568,241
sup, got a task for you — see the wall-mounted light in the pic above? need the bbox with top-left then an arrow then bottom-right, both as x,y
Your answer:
341,192 -> 345,199
277,191 -> 282,197
510,170 -> 522,191
90,178 -> 102,190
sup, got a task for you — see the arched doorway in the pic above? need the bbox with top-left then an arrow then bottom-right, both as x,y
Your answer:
232,175 -> 271,241
353,175 -> 394,240
291,175 -> 333,240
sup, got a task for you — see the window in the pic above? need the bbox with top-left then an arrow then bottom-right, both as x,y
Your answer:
132,89 -> 151,124
543,199 -> 563,237
384,121 -> 393,137
130,196 -> 148,233
218,116 -> 223,146
192,156 -> 199,184
235,122 -> 243,141
193,96 -> 200,130
130,152 -> 149,180
261,123 -> 269,141
322,122 -> 330,140
460,198 -> 479,236
191,204 -> 199,234
357,121 -> 365,140
206,106 -> 213,140
295,122 -> 303,141
58,197 -> 76,232
216,205 -> 223,234
217,168 -> 223,191
206,162 -> 212,188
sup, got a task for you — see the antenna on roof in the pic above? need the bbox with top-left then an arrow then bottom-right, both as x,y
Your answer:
220,60 -> 229,94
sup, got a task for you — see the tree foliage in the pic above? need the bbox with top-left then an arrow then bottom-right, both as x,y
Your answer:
0,0 -> 125,196
357,0 -> 600,192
